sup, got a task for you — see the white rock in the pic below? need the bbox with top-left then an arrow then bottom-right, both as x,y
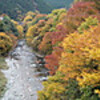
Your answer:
40,77 -> 48,81
30,64 -> 37,68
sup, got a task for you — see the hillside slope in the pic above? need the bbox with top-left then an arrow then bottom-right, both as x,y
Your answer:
0,0 -> 74,19
44,0 -> 74,9
0,0 -> 50,19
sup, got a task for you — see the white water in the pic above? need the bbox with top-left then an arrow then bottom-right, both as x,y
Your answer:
1,40 -> 43,100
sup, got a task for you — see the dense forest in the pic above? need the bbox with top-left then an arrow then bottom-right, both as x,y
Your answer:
0,0 -> 100,100
0,0 -> 73,20
44,0 -> 74,9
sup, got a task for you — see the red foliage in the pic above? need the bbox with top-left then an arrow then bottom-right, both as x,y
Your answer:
42,24 -> 68,75
45,47 -> 63,75
64,2 -> 100,33
51,24 -> 67,45
39,32 -> 52,54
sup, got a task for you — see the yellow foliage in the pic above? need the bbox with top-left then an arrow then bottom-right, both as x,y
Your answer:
26,11 -> 36,17
16,25 -> 23,33
26,25 -> 38,44
38,82 -> 65,100
61,25 -> 100,69
23,15 -> 32,23
0,32 -> 13,55
11,20 -> 18,25
77,72 -> 100,87
58,24 -> 100,86
94,89 -> 100,97
16,25 -> 24,38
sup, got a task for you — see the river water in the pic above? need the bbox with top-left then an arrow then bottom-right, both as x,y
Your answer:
1,40 -> 43,100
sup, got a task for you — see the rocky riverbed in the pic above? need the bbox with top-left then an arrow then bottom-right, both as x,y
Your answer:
1,40 -> 48,100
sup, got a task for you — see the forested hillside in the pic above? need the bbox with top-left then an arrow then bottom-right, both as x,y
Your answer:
44,0 -> 74,9
24,0 -> 100,99
1,0 -> 100,100
0,0 -> 50,19
0,0 -> 74,20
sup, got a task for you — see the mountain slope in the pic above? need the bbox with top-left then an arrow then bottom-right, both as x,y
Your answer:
44,0 -> 74,9
0,0 -> 74,19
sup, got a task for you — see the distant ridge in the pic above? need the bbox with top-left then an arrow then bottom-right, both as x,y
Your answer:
0,0 -> 74,19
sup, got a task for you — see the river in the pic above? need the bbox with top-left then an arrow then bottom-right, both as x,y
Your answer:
1,40 -> 44,100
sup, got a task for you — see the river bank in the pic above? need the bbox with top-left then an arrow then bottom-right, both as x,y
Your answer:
0,58 -> 7,99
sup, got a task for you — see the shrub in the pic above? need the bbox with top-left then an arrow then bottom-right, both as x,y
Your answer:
0,32 -> 13,55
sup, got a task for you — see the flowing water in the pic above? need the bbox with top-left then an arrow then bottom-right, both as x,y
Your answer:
1,40 -> 44,100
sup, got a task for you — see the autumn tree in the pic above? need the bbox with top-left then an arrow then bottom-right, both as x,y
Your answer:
63,1 -> 100,33
77,16 -> 98,33
38,23 -> 100,100
74,0 -> 100,10
0,32 -> 13,55
43,24 -> 67,75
